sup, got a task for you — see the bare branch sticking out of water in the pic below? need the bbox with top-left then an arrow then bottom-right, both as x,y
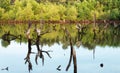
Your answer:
66,47 -> 73,71
28,62 -> 32,72
42,50 -> 52,58
35,54 -> 39,65
57,65 -> 61,71
35,50 -> 52,65
73,48 -> 77,73
64,27 -> 77,73
35,50 -> 42,65
42,55 -> 44,66
1,67 -> 9,71
24,57 -> 33,72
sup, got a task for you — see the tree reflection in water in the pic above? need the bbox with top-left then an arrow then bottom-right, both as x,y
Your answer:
34,24 -> 52,65
24,22 -> 33,72
24,22 -> 52,72
0,23 -> 120,73
1,31 -> 22,47
63,27 -> 77,73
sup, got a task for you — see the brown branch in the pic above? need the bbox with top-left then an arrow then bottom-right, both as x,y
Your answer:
66,46 -> 73,71
42,55 -> 44,66
42,50 -> 52,58
73,48 -> 77,73
24,55 -> 33,72
64,27 -> 77,73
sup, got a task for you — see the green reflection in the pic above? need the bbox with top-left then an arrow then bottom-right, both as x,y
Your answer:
0,23 -> 120,49
1,39 -> 10,47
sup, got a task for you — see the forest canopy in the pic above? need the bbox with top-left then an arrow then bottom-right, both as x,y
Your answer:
0,0 -> 120,21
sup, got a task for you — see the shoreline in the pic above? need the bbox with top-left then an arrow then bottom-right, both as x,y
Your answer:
0,20 -> 120,24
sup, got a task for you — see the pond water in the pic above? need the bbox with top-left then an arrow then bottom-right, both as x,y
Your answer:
0,23 -> 120,73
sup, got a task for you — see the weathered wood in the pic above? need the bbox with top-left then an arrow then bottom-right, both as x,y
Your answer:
64,27 -> 77,73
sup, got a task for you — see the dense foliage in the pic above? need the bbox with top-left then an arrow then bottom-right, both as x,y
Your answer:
0,0 -> 120,20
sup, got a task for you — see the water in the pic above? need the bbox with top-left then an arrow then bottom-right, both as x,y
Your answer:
0,41 -> 120,73
0,23 -> 120,73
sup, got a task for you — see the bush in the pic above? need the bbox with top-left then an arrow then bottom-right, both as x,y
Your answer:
0,7 -> 4,19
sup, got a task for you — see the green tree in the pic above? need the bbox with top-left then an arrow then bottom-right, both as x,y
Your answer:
0,7 -> 4,19
1,10 -> 15,20
1,40 -> 10,48
0,0 -> 10,11
109,8 -> 120,20
65,5 -> 77,20
16,2 -> 34,20
58,4 -> 66,20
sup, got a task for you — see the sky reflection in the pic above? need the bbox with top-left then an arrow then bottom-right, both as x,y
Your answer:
0,40 -> 120,73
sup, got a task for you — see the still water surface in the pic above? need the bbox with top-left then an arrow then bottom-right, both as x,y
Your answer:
0,41 -> 120,73
0,23 -> 120,73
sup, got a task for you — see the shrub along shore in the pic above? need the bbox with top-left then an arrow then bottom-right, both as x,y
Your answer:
0,0 -> 120,21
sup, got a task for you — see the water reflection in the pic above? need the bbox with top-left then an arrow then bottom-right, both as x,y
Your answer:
24,22 -> 52,72
1,31 -> 22,47
1,67 -> 9,71
63,27 -> 77,73
0,23 -> 120,73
